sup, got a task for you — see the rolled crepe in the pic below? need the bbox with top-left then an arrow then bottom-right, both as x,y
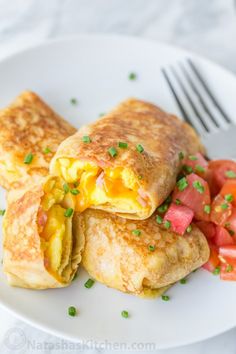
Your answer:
80,209 -> 209,297
0,91 -> 76,190
3,175 -> 84,289
50,98 -> 204,219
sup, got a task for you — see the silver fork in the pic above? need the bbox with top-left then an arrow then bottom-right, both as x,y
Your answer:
162,58 -> 236,159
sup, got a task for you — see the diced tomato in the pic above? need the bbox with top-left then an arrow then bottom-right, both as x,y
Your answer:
163,203 -> 194,235
220,263 -> 236,281
195,221 -> 216,239
202,242 -> 219,272
219,245 -> 236,261
225,209 -> 236,237
208,160 -> 236,191
173,173 -> 211,221
183,153 -> 208,177
220,180 -> 236,208
213,226 -> 234,247
210,194 -> 232,226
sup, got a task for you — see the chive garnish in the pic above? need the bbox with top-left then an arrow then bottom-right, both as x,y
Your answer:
183,165 -> 193,174
0,209 -> 5,216
195,165 -> 205,173
229,230 -> 235,236
24,153 -> 34,164
157,204 -> 168,213
43,147 -> 51,154
156,215 -> 163,224
177,177 -> 188,191
132,229 -> 141,236
64,208 -> 74,217
162,295 -> 170,301
118,142 -> 128,149
221,203 -> 229,210
226,264 -> 233,272
138,175 -> 143,180
136,144 -> 144,153
164,220 -> 171,229
179,151 -> 184,160
180,278 -> 187,284
225,170 -> 236,178
82,135 -> 91,143
128,72 -> 137,80
189,155 -> 198,161
148,245 -> 156,252
193,180 -> 204,194
121,310 -> 129,318
70,189 -> 80,195
68,306 -> 77,316
225,194 -> 233,202
63,183 -> 70,194
213,266 -> 220,275
74,181 -> 79,188
70,98 -> 78,105
108,147 -> 117,157
204,205 -> 211,214
175,199 -> 181,205
84,278 -> 95,288
186,225 -> 192,233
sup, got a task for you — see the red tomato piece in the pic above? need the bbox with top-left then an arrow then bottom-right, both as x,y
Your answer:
224,208 -> 236,238
183,153 -> 208,177
210,194 -> 232,226
195,221 -> 216,239
219,244 -> 236,261
173,173 -> 211,221
220,263 -> 236,281
202,242 -> 219,272
213,226 -> 234,247
208,160 -> 236,191
220,180 -> 236,208
163,203 -> 194,235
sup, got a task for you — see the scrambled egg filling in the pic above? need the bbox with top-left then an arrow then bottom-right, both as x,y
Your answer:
56,159 -> 150,214
39,177 -> 74,278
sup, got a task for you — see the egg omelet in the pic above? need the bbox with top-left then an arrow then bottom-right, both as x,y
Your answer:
3,176 -> 84,289
50,98 -> 204,220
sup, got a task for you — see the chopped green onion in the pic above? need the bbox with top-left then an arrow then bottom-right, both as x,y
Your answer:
164,220 -> 171,229
195,165 -> 205,173
183,165 -> 193,174
193,180 -> 204,194
204,205 -> 211,214
157,204 -> 168,213
84,278 -> 95,288
43,147 -> 51,154
221,203 -> 229,210
72,273 -> 78,281
121,310 -> 129,318
132,229 -> 141,236
229,230 -> 235,236
225,222 -> 231,228
63,183 -> 70,194
70,98 -> 78,105
74,181 -> 79,188
129,72 -> 137,80
70,188 -> 80,195
161,295 -> 170,301
138,175 -> 143,180
118,142 -> 128,149
226,264 -> 233,272
108,147 -> 117,157
186,225 -> 192,233
82,135 -> 91,143
136,144 -> 144,153
64,208 -> 74,217
225,194 -> 233,202
0,209 -> 5,216
68,306 -> 77,316
179,151 -> 184,160
177,177 -> 188,191
180,278 -> 187,284
148,245 -> 156,252
213,266 -> 220,275
24,153 -> 34,164
225,170 -> 236,178
189,155 -> 198,161
175,199 -> 181,205
156,215 -> 163,224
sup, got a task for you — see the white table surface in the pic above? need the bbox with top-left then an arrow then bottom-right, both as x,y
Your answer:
0,0 -> 236,353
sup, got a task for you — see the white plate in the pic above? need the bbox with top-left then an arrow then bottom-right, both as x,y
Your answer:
0,35 -> 236,350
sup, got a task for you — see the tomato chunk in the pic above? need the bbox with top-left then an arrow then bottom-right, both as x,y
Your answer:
208,160 -> 236,191
173,173 -> 211,221
210,194 -> 232,226
220,263 -> 236,281
202,242 -> 219,272
163,203 -> 194,235
213,226 -> 234,247
183,153 -> 208,178
195,221 -> 216,239
219,245 -> 236,260
220,180 -> 236,208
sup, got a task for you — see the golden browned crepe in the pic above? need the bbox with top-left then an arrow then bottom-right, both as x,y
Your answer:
0,91 -> 76,190
3,176 -> 84,289
50,98 -> 204,219
80,209 -> 209,296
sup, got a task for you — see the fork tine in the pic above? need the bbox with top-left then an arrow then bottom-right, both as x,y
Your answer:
170,67 -> 210,133
180,62 -> 220,128
188,58 -> 231,124
161,68 -> 199,133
